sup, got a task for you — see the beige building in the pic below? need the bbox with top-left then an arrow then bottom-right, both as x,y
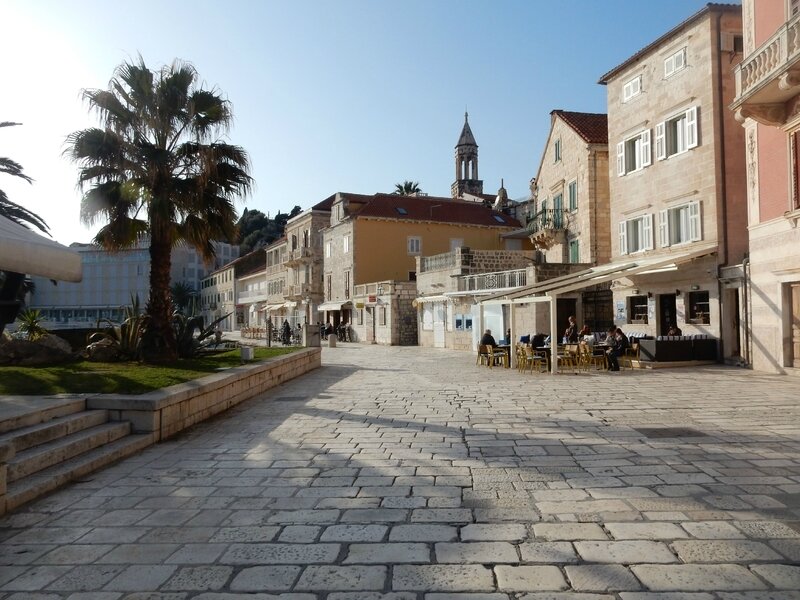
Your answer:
529,110 -> 610,266
283,199 -> 332,327
598,3 -> 747,361
200,263 -> 236,330
320,191 -> 525,345
730,0 -> 800,373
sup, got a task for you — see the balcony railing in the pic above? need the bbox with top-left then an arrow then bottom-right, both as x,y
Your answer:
526,209 -> 570,234
420,252 -> 457,273
285,283 -> 321,298
456,269 -> 527,293
238,289 -> 267,301
733,13 -> 800,123
285,247 -> 316,264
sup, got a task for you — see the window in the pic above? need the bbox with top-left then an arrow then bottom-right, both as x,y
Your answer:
326,242 -> 331,258
379,306 -> 387,326
658,201 -> 701,247
450,238 -> 464,251
357,308 -> 363,325
616,130 -> 651,175
396,207 -> 408,215
569,239 -> 580,263
407,236 -> 421,255
664,47 -> 687,77
618,214 -> 653,254
688,291 -> 710,324
623,75 -> 642,102
343,235 -> 350,253
656,107 -> 698,160
408,271 -> 417,281
326,274 -> 331,299
554,138 -> 562,162
568,180 -> 577,211
344,270 -> 350,299
422,304 -> 433,330
629,295 -> 649,324
493,215 -> 506,223
455,313 -> 473,331
553,193 -> 564,228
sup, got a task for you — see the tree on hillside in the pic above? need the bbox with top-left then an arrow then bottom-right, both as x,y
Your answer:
0,122 -> 49,234
393,180 -> 421,196
236,205 -> 302,253
67,58 -> 252,362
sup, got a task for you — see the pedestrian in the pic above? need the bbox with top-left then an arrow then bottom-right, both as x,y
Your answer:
563,315 -> 578,343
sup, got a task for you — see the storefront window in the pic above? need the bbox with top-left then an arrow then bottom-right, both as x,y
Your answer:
688,291 -> 710,324
628,295 -> 648,324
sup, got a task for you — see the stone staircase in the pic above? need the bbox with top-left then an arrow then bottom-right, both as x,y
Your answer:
0,397 -> 152,513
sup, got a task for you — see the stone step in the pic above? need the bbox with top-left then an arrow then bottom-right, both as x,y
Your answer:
8,422 -> 132,482
5,433 -> 153,512
0,410 -> 109,453
0,397 -> 86,434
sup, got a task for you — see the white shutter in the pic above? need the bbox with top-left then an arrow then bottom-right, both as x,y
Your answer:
655,122 -> 666,160
618,221 -> 628,255
686,107 -> 698,149
640,130 -> 652,167
688,201 -> 701,241
643,214 -> 654,250
616,142 -> 625,176
658,209 -> 670,247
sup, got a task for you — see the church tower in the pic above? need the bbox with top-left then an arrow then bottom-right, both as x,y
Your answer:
451,112 -> 484,198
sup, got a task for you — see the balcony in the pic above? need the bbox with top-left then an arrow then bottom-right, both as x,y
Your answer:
238,289 -> 267,302
284,247 -> 317,266
456,269 -> 527,293
526,208 -> 570,250
732,13 -> 800,125
420,253 -> 457,273
285,282 -> 321,299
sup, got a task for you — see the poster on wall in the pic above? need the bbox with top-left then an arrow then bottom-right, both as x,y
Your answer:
615,301 -> 625,323
676,295 -> 685,323
647,297 -> 656,322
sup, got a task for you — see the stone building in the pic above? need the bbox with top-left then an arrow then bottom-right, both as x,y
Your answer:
451,112 -> 484,199
598,3 -> 746,360
730,0 -> 800,373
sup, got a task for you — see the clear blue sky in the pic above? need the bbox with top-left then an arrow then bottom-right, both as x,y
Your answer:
1,0 -> 737,245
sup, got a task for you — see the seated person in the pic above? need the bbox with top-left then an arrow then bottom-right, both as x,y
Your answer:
578,324 -> 591,337
531,333 -> 547,348
667,323 -> 682,336
480,328 -> 497,347
605,326 -> 629,371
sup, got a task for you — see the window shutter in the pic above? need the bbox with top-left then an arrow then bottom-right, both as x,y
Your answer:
616,142 -> 625,176
643,214 -> 654,250
686,106 -> 698,149
640,130 -> 652,167
618,221 -> 628,255
658,209 -> 670,247
688,201 -> 701,241
655,122 -> 666,160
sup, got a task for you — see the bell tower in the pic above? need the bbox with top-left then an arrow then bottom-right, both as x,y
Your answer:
451,112 -> 483,198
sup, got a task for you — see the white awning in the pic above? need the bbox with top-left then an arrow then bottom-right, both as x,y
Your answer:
414,295 -> 450,304
318,301 -> 350,312
482,242 -> 718,305
265,303 -> 284,312
0,216 -> 82,282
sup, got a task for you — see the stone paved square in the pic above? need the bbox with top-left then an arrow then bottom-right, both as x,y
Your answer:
2,346 -> 800,596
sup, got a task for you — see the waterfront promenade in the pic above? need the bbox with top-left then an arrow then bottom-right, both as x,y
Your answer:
1,344 -> 800,597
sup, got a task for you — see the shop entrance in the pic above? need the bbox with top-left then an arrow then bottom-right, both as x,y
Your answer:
658,293 -> 677,335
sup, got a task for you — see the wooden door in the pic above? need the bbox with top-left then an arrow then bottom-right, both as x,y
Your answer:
792,284 -> 800,368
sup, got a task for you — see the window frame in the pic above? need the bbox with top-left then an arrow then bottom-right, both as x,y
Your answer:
407,236 -> 422,256
664,47 -> 687,78
568,180 -> 578,212
343,235 -> 350,254
628,295 -> 649,324
656,106 -> 698,160
687,291 -> 710,325
658,200 -> 701,247
616,129 -> 651,176
568,239 -> 580,263
622,75 -> 642,102
554,138 -> 562,162
618,214 -> 654,255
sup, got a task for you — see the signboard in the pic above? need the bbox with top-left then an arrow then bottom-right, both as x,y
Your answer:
368,295 -> 377,303
355,302 -> 365,309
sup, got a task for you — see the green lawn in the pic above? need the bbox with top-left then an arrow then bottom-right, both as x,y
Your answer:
0,347 -> 298,396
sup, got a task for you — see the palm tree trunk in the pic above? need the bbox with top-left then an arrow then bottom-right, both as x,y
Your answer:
145,234 -> 177,362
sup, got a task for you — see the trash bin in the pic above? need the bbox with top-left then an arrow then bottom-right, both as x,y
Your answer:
240,346 -> 254,361
328,333 -> 337,348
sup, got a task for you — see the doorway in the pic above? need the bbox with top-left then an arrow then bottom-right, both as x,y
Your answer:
556,297 -> 577,339
658,293 -> 677,335
433,302 -> 446,348
791,283 -> 800,368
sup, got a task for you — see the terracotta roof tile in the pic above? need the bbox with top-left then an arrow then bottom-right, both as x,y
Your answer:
553,110 -> 608,144
343,193 -> 520,228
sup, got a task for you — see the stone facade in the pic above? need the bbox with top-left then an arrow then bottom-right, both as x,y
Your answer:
601,5 -> 747,354
733,0 -> 800,373
350,280 -> 418,346
285,208 -> 328,326
528,112 -> 610,265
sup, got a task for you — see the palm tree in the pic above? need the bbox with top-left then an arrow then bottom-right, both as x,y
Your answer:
170,281 -> 195,314
0,122 -> 49,234
66,58 -> 253,362
393,180 -> 422,196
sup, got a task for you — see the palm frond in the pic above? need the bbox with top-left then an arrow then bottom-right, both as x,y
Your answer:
0,192 -> 50,234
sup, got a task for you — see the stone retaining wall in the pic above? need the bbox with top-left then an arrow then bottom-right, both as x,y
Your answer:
87,348 -> 321,441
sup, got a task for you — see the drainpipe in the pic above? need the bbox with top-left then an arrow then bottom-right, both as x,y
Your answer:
742,256 -> 751,367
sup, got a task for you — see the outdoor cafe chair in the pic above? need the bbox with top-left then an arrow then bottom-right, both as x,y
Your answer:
556,344 -> 579,373
620,342 -> 640,370
578,341 -> 606,371
522,345 -> 546,374
480,344 -> 508,369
